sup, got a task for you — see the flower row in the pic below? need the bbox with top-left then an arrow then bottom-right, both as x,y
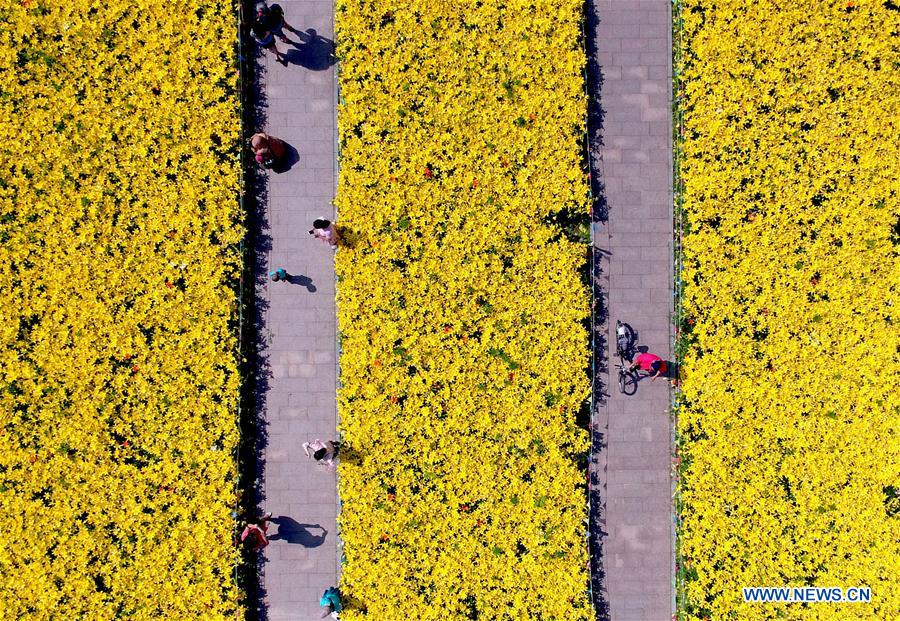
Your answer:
0,2 -> 242,617
334,0 -> 594,617
678,2 -> 900,619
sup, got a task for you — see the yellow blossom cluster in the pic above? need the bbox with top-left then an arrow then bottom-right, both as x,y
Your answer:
0,1 -> 242,618
333,0 -> 593,617
678,1 -> 900,619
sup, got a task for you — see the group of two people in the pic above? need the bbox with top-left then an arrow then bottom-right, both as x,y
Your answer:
251,3 -> 301,66
238,440 -> 338,550
268,219 -> 341,283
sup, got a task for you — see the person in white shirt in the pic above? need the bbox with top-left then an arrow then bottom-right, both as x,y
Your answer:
303,439 -> 338,468
309,218 -> 340,248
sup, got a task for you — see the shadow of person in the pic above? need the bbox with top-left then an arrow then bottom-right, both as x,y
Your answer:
284,28 -> 337,70
271,143 -> 300,174
269,517 -> 327,547
286,273 -> 317,292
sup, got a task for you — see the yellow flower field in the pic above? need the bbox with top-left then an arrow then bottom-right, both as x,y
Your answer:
0,2 -> 241,618
334,0 -> 593,617
677,1 -> 900,619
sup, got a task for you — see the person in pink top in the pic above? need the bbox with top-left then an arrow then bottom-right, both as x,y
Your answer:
630,352 -> 668,382
309,219 -> 340,248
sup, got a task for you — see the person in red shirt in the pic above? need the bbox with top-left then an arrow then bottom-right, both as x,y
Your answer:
240,512 -> 273,552
630,352 -> 668,382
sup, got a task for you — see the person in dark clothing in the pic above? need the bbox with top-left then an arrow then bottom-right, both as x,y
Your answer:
251,19 -> 288,65
258,4 -> 302,42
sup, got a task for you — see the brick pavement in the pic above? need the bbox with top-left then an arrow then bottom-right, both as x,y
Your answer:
589,2 -> 675,620
253,1 -> 340,619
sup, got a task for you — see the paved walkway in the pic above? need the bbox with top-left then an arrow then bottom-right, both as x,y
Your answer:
589,1 -> 674,620
253,1 -> 340,619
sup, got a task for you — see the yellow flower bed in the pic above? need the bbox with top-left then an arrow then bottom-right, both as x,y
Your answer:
678,1 -> 900,619
0,2 -> 241,618
334,0 -> 592,617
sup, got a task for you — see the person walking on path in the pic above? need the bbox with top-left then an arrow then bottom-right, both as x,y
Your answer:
240,512 -> 273,551
257,3 -> 302,43
269,267 -> 289,282
250,132 -> 288,169
303,439 -> 338,469
251,19 -> 288,65
309,219 -> 340,248
319,586 -> 342,618
629,352 -> 668,382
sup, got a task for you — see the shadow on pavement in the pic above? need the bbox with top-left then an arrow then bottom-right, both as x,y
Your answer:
270,517 -> 328,547
284,29 -> 336,70
286,273 -> 317,292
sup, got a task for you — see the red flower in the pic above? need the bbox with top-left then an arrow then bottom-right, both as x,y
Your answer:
165,281 -> 174,289
380,534 -> 389,542
121,440 -> 130,448
131,365 -> 139,373
390,395 -> 398,404
387,493 -> 396,501
372,359 -> 382,368
443,326 -> 451,333
472,179 -> 479,188
423,167 -> 433,179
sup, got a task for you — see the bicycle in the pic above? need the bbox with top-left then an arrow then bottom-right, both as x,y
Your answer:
616,362 -> 640,396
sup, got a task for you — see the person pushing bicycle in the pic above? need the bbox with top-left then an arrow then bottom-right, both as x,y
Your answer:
629,352 -> 667,382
